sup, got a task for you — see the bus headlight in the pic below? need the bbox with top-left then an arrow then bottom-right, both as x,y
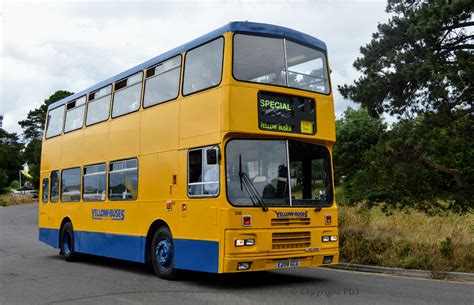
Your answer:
245,239 -> 255,246
322,235 -> 337,242
235,238 -> 255,247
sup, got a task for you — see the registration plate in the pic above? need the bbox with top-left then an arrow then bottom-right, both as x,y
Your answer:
276,260 -> 301,269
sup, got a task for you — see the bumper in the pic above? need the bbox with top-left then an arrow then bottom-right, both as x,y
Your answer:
223,250 -> 339,272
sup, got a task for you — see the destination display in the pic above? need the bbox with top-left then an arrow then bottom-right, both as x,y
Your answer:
258,91 -> 316,135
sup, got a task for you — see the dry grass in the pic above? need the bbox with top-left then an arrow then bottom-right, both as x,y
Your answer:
0,194 -> 36,207
339,205 -> 474,272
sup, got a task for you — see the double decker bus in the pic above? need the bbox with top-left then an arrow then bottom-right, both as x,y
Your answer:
39,21 -> 338,279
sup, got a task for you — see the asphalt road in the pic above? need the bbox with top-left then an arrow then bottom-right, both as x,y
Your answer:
1,204 -> 472,305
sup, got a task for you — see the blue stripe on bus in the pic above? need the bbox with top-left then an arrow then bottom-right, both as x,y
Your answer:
39,227 -> 60,248
174,239 -> 219,273
74,231 -> 145,263
38,227 -> 219,273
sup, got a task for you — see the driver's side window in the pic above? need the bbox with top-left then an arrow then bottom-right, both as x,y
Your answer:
188,146 -> 220,197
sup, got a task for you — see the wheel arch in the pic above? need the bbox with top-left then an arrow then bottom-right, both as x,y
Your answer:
144,219 -> 171,263
58,216 -> 73,253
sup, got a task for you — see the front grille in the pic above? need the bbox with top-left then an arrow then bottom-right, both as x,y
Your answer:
271,217 -> 310,226
272,231 -> 311,250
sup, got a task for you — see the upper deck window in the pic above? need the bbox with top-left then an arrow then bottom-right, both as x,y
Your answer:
45,105 -> 65,139
233,34 -> 330,94
144,55 -> 181,107
87,85 -> 112,126
64,96 -> 86,133
183,38 -> 224,95
112,72 -> 143,118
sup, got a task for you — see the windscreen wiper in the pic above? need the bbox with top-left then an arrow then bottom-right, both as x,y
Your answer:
315,181 -> 332,211
315,191 -> 325,212
239,155 -> 268,212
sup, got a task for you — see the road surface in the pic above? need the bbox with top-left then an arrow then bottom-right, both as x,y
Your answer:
1,204 -> 472,305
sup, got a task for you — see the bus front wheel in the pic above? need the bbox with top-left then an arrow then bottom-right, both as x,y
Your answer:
60,222 -> 77,262
151,226 -> 178,280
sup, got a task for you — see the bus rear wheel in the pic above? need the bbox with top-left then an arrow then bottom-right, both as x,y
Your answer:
60,222 -> 77,262
151,226 -> 178,280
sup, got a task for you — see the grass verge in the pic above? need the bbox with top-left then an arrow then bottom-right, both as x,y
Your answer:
0,194 -> 36,207
339,205 -> 474,273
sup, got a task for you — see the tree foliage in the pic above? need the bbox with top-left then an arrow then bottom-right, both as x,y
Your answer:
333,108 -> 386,184
336,0 -> 473,213
17,90 -> 73,188
19,90 -> 73,141
339,0 -> 473,119
337,108 -> 473,213
0,130 -> 24,190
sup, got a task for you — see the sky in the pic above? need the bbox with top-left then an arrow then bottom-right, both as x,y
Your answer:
0,0 -> 389,135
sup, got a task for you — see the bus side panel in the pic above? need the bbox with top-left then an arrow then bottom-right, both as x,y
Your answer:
83,123 -> 109,164
179,89 -> 221,147
315,96 -> 336,140
140,101 -> 179,155
109,113 -> 140,161
41,137 -> 62,172
61,130 -> 83,168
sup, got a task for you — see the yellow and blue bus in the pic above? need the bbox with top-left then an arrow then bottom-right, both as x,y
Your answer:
39,21 -> 338,279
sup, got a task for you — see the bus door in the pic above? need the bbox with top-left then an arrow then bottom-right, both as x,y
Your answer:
177,146 -> 220,273
79,164 -> 107,255
104,158 -> 142,262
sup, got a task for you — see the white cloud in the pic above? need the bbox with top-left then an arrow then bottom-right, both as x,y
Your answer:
1,0 -> 388,134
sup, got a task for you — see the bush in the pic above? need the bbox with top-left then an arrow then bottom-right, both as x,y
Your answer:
10,180 -> 20,189
0,194 -> 35,207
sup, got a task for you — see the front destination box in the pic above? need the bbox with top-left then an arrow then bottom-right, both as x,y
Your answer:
258,91 -> 316,135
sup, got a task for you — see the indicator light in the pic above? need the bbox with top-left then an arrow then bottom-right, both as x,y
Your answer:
242,215 -> 252,226
325,214 -> 332,225
235,239 -> 245,246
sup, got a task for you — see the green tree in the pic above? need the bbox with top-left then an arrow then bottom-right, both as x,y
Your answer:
18,90 -> 73,188
339,0 -> 473,119
19,90 -> 73,141
0,130 -> 24,189
333,108 -> 386,185
346,115 -> 473,213
338,0 -> 473,212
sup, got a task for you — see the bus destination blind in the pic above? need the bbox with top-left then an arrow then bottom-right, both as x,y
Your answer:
258,91 -> 316,135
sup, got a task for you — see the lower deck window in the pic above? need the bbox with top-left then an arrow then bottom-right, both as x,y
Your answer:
61,168 -> 81,202
109,159 -> 138,200
50,171 -> 60,203
42,178 -> 49,203
83,164 -> 106,201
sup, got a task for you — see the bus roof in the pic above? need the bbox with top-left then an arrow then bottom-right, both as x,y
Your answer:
48,21 -> 327,110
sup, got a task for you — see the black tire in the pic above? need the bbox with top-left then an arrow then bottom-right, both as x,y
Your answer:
151,226 -> 178,280
60,222 -> 77,262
